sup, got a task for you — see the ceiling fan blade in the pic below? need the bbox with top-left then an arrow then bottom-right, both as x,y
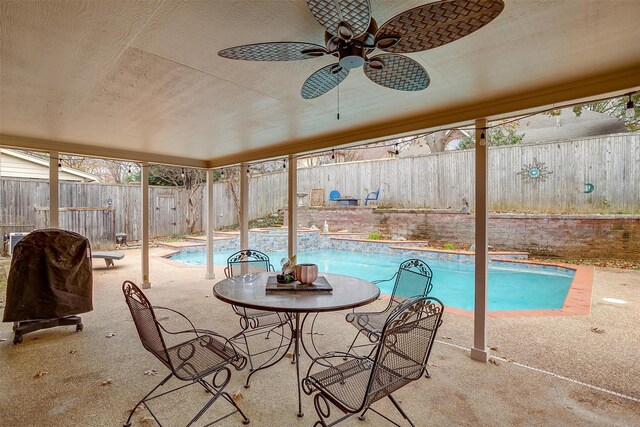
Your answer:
364,54 -> 430,91
301,64 -> 349,99
218,42 -> 327,61
375,0 -> 504,53
306,0 -> 371,39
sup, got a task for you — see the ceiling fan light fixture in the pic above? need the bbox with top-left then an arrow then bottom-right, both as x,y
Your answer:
338,44 -> 365,69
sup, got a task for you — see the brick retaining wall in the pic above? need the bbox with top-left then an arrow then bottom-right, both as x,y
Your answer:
285,207 -> 640,260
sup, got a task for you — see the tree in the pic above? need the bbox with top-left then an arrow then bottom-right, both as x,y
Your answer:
146,165 -> 206,234
220,167 -> 242,225
458,122 -> 525,149
569,94 -> 640,132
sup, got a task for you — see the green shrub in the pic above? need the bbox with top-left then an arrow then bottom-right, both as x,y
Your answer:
367,232 -> 384,240
443,243 -> 456,250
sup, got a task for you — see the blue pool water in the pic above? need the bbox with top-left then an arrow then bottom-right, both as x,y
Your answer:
169,249 -> 574,311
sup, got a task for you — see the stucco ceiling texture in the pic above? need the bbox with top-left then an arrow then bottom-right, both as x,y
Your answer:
1,0 -> 639,167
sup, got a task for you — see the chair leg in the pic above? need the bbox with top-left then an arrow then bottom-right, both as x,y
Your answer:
191,371 -> 250,426
344,330 -> 363,359
388,395 -> 415,427
221,391 -> 251,425
240,332 -> 254,372
124,373 -> 172,427
358,407 -> 369,421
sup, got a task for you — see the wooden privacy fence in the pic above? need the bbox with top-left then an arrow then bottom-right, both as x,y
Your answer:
292,133 -> 640,213
1,133 -> 639,249
35,207 -> 115,249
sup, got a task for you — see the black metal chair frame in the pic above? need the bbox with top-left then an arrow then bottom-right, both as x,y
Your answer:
224,249 -> 292,385
303,295 -> 444,426
345,259 -> 433,358
122,281 -> 250,426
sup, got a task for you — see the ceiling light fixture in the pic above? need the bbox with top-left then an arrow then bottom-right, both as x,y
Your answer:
626,94 -> 635,119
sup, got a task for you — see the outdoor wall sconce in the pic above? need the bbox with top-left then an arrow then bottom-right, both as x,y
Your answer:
107,197 -> 113,207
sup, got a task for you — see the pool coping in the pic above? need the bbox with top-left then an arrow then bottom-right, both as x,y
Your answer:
441,261 -> 593,318
160,240 -> 593,318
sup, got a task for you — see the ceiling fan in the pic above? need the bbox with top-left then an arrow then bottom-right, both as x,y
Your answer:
218,0 -> 504,99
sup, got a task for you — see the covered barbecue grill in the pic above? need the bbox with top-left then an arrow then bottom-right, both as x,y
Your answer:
3,229 -> 93,344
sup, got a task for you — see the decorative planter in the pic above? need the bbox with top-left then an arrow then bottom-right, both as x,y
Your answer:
295,264 -> 318,284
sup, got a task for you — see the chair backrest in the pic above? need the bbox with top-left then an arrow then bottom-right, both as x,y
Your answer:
225,249 -> 274,278
366,296 -> 444,406
122,280 -> 172,369
370,189 -> 380,198
389,259 -> 433,305
329,190 -> 340,201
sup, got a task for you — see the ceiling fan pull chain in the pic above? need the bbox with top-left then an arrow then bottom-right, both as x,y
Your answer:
337,79 -> 340,120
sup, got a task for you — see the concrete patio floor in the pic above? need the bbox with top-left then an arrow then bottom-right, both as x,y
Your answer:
1,247 -> 639,426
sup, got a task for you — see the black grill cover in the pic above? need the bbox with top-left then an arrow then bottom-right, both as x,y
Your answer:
3,229 -> 93,322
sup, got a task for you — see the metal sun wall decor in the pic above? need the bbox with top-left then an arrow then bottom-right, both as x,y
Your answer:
218,0 -> 505,99
518,158 -> 553,182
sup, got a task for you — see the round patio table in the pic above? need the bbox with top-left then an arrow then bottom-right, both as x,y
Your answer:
212,272 -> 380,417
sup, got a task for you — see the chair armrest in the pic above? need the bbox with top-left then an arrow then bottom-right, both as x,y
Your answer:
153,306 -> 199,335
372,271 -> 397,285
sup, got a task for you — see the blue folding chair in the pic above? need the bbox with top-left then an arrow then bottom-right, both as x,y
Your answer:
364,188 -> 379,206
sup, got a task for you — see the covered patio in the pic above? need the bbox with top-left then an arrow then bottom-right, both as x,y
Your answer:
1,250 -> 639,425
1,0 -> 640,425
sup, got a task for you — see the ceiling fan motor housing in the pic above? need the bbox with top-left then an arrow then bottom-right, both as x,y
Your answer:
339,44 -> 365,69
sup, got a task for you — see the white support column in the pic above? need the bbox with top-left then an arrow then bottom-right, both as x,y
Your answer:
49,151 -> 59,228
205,169 -> 215,279
239,163 -> 249,251
141,162 -> 151,289
288,155 -> 297,260
471,118 -> 489,362
239,163 -> 249,275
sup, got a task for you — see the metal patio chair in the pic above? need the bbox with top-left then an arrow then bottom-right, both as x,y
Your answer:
364,188 -> 380,206
344,259 -> 433,360
224,249 -> 292,381
122,281 -> 250,426
303,295 -> 444,426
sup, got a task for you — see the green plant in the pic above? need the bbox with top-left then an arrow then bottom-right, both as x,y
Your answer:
443,243 -> 456,250
367,232 -> 384,240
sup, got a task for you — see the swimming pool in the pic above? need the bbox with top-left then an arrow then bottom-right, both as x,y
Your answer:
168,248 -> 574,311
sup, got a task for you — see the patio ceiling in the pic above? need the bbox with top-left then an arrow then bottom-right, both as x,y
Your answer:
1,0 -> 639,168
